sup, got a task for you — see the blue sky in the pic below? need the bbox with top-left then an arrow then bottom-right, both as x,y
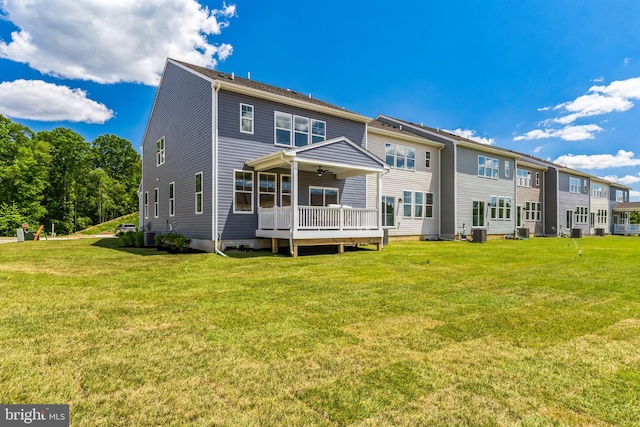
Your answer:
1,0 -> 640,200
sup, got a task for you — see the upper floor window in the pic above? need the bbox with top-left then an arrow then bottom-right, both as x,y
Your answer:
275,111 -> 325,147
156,137 -> 165,166
505,161 -> 510,178
592,184 -> 603,198
478,156 -> 499,179
240,104 -> 254,134
616,189 -> 624,202
385,143 -> 415,171
569,177 -> 581,194
517,169 -> 531,187
535,172 -> 540,186
583,180 -> 588,193
425,150 -> 431,168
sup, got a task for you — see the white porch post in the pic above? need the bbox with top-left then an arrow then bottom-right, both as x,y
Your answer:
377,172 -> 382,229
292,160 -> 299,233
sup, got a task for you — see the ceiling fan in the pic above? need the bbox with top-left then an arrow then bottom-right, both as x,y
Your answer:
316,166 -> 331,177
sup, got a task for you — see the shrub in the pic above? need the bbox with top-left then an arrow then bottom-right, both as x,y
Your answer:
120,231 -> 144,248
155,233 -> 191,253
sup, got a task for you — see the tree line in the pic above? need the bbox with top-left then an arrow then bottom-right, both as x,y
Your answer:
0,115 -> 141,236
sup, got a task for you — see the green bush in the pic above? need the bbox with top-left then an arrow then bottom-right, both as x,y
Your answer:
120,231 -> 144,248
155,233 -> 191,253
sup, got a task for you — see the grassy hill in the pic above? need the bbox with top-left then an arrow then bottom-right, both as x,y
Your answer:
74,213 -> 139,236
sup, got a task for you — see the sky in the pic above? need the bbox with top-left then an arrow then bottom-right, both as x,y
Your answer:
1,0 -> 640,200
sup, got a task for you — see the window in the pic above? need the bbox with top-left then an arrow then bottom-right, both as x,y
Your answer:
144,191 -> 149,219
153,188 -> 159,218
195,172 -> 203,214
169,182 -> 175,217
403,190 -> 412,217
490,195 -> 497,220
569,177 -> 581,194
534,202 -> 541,221
616,189 -> 624,202
280,175 -> 291,207
425,192 -> 434,218
526,201 -> 541,221
311,119 -> 326,143
310,187 -> 338,206
275,112 -> 292,146
385,143 -> 416,171
425,150 -> 431,168
382,196 -> 395,227
156,137 -> 165,166
566,210 -> 573,229
240,104 -> 254,134
473,201 -> 485,227
294,116 -> 310,147
505,161 -> 510,178
597,209 -> 607,224
575,206 -> 588,224
258,173 -> 276,208
490,195 -> 511,220
592,184 -> 603,198
583,180 -> 587,193
234,171 -> 253,213
478,156 -> 499,179
517,169 -> 531,187
535,172 -> 540,186
506,197 -> 512,220
414,191 -> 423,218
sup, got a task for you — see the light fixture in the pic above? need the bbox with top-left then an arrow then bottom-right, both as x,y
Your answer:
398,198 -> 403,204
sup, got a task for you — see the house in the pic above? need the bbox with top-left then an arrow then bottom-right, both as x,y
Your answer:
589,177 -> 611,235
544,167 -> 592,236
610,184 -> 636,235
140,59 -> 388,256
374,115 -> 520,240
514,158 -> 547,237
365,119 -> 444,240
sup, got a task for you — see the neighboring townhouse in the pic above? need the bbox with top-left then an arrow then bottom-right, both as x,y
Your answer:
610,184 -> 635,234
140,59 -> 387,255
514,158 -> 547,237
375,115 -> 519,240
365,119 -> 444,240
549,168 -> 592,236
590,177 -> 610,235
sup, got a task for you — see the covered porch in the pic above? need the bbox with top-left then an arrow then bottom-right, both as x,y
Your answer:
246,137 -> 388,256
612,202 -> 640,235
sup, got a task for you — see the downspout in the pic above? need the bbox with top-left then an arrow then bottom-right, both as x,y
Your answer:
438,144 -> 444,239
453,142 -> 458,237
212,80 -> 227,257
513,160 -> 518,237
279,153 -> 296,256
139,144 -> 144,231
542,170 -> 545,236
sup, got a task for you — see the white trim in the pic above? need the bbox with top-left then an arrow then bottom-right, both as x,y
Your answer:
258,172 -> 277,208
156,136 -> 165,166
153,187 -> 159,218
425,150 -> 431,169
233,170 -> 254,214
169,181 -> 175,217
274,111 -> 292,147
293,115 -> 310,147
144,191 -> 149,220
367,124 -> 445,148
280,174 -> 291,207
240,103 -> 254,134
402,189 -> 412,218
195,171 -> 204,215
309,186 -> 339,207
311,118 -> 326,143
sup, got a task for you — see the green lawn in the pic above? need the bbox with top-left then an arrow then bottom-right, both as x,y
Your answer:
1,237 -> 639,426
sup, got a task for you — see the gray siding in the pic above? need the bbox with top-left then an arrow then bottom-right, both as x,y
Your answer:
296,141 -> 382,169
218,91 -> 366,147
440,144 -> 456,236
544,168 -> 558,235
141,62 -> 213,240
515,165 -> 544,236
456,146 -> 516,235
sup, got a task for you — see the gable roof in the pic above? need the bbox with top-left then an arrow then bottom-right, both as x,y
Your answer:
169,58 -> 371,123
612,202 -> 640,212
367,119 -> 445,148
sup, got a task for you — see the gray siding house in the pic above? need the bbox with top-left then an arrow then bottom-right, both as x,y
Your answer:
374,115 -> 519,239
556,168 -> 592,235
140,59 -> 387,255
610,184 -> 634,234
514,159 -> 546,237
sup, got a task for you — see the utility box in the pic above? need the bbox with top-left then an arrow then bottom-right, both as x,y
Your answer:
144,232 -> 156,247
571,228 -> 583,238
16,228 -> 24,242
472,228 -> 487,243
595,228 -> 605,236
383,228 -> 389,245
517,228 -> 530,239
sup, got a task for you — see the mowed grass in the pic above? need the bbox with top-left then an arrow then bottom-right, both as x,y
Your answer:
0,236 -> 639,426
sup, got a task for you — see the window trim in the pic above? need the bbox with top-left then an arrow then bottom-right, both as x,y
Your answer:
156,137 -> 165,166
505,161 -> 510,178
293,115 -> 310,147
569,177 -> 581,194
240,103 -> 254,134
382,195 -> 395,228
385,143 -> 416,171
425,150 -> 431,169
517,169 -> 532,187
144,191 -> 149,219
169,182 -> 175,217
309,186 -> 339,207
473,201 -> 485,227
274,111 -> 292,147
535,172 -> 540,187
195,172 -> 203,215
258,172 -> 277,208
280,174 -> 291,207
425,192 -> 434,218
402,190 -> 412,218
233,170 -> 254,214
311,119 -> 326,143
478,155 -> 499,179
153,187 -> 159,218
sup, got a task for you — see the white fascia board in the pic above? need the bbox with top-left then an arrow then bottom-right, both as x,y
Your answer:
367,125 -> 445,149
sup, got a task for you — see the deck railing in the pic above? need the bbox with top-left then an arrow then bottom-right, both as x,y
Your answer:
258,206 -> 379,231
614,224 -> 640,234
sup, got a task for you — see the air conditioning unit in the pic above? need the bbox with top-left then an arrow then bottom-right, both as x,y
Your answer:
472,228 -> 487,243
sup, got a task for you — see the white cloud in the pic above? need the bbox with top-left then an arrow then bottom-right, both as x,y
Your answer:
0,79 -> 113,123
631,190 -> 640,199
602,173 -> 640,185
514,124 -> 603,142
552,93 -> 633,124
445,128 -> 495,145
591,77 -> 604,83
533,146 -> 544,154
0,0 -> 236,86
553,150 -> 640,170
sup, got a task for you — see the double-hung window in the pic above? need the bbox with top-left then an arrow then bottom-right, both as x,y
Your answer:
144,191 -> 149,219
294,116 -> 310,147
275,112 -> 292,146
425,192 -> 434,218
310,187 -> 338,206
385,143 -> 416,170
234,171 -> 253,213
478,156 -> 499,179
195,172 -> 203,214
169,182 -> 175,217
153,188 -> 159,218
258,173 -> 276,208
616,190 -> 624,202
490,195 -> 511,220
517,169 -> 531,187
569,177 -> 581,193
575,206 -> 588,224
535,172 -> 540,186
311,119 -> 326,143
425,151 -> 431,168
403,190 -> 412,217
280,175 -> 291,207
505,161 -> 510,178
240,104 -> 254,134
414,192 -> 423,217
592,184 -> 602,198
156,137 -> 165,166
